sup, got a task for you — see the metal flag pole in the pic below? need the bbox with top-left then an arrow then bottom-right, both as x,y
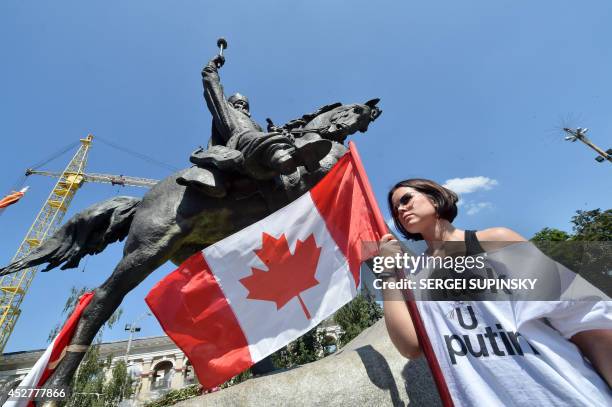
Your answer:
347,141 -> 455,407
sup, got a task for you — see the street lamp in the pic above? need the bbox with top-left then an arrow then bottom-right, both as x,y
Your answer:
116,312 -> 152,406
125,311 -> 152,363
563,127 -> 612,163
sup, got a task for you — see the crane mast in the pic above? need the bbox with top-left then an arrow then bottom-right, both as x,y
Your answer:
0,135 -> 94,352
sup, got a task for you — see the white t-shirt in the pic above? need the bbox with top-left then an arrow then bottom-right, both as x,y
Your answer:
412,242 -> 612,406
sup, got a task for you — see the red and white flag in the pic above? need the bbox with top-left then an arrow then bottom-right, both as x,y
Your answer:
146,143 -> 383,388
4,292 -> 93,407
0,187 -> 29,210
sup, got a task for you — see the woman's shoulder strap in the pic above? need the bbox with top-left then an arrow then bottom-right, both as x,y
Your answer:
465,230 -> 485,256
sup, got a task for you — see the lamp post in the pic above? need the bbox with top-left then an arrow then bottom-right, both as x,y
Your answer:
563,127 -> 612,164
124,311 -> 151,363
118,312 -> 152,406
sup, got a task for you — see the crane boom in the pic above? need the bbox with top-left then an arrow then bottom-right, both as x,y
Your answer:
25,169 -> 159,188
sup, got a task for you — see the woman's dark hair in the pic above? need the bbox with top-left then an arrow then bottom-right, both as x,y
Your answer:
388,178 -> 459,241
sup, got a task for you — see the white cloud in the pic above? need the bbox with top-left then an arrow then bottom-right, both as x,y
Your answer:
464,202 -> 493,216
443,176 -> 498,194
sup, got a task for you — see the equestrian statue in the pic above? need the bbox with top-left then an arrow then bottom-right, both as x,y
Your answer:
0,38 -> 382,388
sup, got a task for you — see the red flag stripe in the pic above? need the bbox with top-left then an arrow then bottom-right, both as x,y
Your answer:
36,292 -> 94,388
309,153 -> 380,287
145,252 -> 252,388
9,292 -> 94,407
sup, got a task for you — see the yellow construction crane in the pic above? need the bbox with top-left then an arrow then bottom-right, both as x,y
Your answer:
0,134 -> 160,352
25,170 -> 159,188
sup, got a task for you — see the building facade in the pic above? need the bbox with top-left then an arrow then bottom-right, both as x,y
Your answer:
0,324 -> 343,405
0,336 -> 197,405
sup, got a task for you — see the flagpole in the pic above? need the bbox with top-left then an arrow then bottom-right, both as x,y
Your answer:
347,141 -> 455,407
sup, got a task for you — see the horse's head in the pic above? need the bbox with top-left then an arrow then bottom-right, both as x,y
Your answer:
279,98 -> 381,199
318,98 -> 382,143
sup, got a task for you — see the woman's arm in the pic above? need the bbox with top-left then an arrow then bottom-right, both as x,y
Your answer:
382,278 -> 422,358
483,228 -> 612,386
570,329 -> 612,387
477,227 -> 527,252
477,227 -> 527,242
378,234 -> 422,359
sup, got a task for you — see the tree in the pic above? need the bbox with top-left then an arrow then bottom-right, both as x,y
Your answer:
48,286 -> 131,406
531,208 -> 611,292
103,358 -> 134,406
530,227 -> 571,242
530,208 -> 611,242
271,327 -> 324,369
571,209 -> 612,241
68,343 -> 105,407
270,290 -> 383,370
333,291 -> 383,346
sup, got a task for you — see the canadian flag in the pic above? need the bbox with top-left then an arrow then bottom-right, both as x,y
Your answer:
145,143 -> 383,388
0,187 -> 29,210
4,292 -> 93,407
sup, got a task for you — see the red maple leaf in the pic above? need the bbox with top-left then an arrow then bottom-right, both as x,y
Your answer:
239,232 -> 321,319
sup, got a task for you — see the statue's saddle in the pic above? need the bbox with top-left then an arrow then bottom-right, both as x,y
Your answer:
176,145 -> 251,198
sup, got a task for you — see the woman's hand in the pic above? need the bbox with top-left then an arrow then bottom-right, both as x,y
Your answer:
378,233 -> 403,263
377,234 -> 422,359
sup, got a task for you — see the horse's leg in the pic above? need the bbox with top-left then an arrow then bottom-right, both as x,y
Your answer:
45,225 -> 187,388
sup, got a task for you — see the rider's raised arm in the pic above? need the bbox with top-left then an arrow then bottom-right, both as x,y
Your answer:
202,57 -> 234,138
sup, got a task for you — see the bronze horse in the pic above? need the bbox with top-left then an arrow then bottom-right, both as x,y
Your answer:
0,99 -> 381,386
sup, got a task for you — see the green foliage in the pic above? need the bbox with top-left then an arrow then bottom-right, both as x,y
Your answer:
67,340 -> 105,407
103,359 -> 133,405
571,209 -> 612,241
334,292 -> 383,346
143,385 -> 201,407
271,291 -> 383,370
530,208 -> 611,243
49,285 -> 130,406
531,208 -> 611,291
47,286 -> 123,343
47,286 -> 90,342
530,227 -> 579,272
220,369 -> 253,389
63,348 -> 134,407
142,368 -> 252,406
530,227 -> 571,242
272,327 -> 325,369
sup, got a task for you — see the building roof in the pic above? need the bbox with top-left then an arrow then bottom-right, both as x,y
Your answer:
0,335 -> 176,370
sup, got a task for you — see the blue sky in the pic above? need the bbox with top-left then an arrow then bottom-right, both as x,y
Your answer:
1,1 -> 611,352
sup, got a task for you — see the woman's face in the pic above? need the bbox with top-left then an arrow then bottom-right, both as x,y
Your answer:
391,187 -> 438,234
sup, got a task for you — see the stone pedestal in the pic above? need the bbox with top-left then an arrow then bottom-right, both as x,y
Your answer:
175,319 -> 441,406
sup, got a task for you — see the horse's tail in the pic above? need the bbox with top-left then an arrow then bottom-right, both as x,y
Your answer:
0,196 -> 141,276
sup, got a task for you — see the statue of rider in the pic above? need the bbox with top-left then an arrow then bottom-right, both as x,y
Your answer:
179,53 -> 332,186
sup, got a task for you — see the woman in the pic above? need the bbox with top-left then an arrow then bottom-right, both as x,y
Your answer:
379,178 -> 611,405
